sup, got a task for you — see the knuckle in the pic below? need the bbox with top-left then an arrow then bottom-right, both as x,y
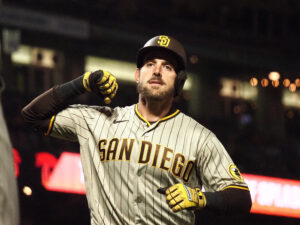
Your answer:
100,76 -> 108,84
110,92 -> 116,99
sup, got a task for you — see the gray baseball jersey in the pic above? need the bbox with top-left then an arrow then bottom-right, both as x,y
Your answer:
48,104 -> 249,225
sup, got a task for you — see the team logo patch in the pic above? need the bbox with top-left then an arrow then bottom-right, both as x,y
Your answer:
157,36 -> 170,47
229,164 -> 244,181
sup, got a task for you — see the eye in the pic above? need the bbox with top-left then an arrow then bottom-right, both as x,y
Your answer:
146,62 -> 154,67
164,64 -> 173,71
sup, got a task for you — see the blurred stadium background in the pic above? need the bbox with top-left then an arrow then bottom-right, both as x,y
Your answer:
0,0 -> 300,224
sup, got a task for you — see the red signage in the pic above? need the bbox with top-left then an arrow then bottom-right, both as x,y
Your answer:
35,152 -> 85,194
244,174 -> 300,218
12,148 -> 21,177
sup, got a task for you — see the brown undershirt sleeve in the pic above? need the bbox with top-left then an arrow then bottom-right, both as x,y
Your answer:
205,188 -> 252,215
21,75 -> 86,133
21,87 -> 67,133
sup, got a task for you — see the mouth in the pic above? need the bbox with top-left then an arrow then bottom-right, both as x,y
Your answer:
148,79 -> 164,85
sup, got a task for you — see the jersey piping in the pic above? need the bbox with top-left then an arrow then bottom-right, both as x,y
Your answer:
221,185 -> 250,191
45,115 -> 56,136
134,103 -> 180,127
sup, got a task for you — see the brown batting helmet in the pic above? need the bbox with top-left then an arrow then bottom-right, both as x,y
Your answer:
136,35 -> 187,71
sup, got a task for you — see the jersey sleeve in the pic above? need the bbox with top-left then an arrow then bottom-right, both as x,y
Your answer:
198,133 -> 249,192
48,105 -> 114,143
47,105 -> 94,142
49,109 -> 78,141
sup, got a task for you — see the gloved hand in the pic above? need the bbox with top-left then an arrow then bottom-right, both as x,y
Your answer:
82,70 -> 118,104
160,183 -> 206,212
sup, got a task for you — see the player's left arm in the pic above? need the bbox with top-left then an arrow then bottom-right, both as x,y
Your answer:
204,186 -> 252,214
158,184 -> 251,214
158,132 -> 252,214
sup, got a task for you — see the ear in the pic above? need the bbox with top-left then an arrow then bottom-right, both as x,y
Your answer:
134,68 -> 140,83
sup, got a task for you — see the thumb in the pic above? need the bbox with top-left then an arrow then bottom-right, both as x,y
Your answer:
157,187 -> 169,195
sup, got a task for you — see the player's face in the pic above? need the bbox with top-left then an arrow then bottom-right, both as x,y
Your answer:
135,55 -> 177,101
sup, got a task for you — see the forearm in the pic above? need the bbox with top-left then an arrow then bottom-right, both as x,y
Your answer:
21,76 -> 85,133
21,69 -> 119,133
204,188 -> 252,214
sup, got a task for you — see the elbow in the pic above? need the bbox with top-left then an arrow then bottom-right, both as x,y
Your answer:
21,105 -> 52,133
20,105 -> 37,127
20,106 -> 30,124
20,106 -> 32,125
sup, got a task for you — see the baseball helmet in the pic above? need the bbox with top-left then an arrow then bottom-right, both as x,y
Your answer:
136,35 -> 187,71
136,35 -> 187,96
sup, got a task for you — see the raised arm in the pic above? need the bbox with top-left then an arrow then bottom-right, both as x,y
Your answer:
21,70 -> 118,133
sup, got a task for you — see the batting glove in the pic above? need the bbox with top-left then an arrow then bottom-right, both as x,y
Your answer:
165,183 -> 206,212
82,70 -> 118,104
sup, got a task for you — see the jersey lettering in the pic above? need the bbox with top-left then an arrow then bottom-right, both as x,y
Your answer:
107,138 -> 119,161
138,141 -> 152,164
171,153 -> 185,177
151,144 -> 161,167
183,161 -> 195,182
118,138 -> 134,161
98,139 -> 107,161
159,147 -> 173,171
97,138 -> 194,182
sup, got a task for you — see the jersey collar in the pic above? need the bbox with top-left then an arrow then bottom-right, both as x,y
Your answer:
134,103 -> 180,127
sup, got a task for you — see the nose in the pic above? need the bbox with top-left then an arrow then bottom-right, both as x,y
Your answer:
153,64 -> 162,76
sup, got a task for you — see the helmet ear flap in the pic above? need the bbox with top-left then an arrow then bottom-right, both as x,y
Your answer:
174,70 -> 187,97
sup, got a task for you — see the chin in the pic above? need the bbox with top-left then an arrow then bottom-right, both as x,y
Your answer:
146,90 -> 174,101
138,83 -> 174,100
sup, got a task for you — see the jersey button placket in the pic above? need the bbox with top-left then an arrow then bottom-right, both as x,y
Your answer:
132,161 -> 142,222
134,196 -> 142,224
143,125 -> 155,138
136,196 -> 142,204
145,122 -> 158,137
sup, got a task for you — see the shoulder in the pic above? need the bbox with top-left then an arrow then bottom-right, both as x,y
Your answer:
179,112 -> 213,133
178,111 -> 217,144
66,104 -> 134,118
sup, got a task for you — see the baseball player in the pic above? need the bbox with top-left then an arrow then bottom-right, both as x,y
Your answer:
21,35 -> 252,224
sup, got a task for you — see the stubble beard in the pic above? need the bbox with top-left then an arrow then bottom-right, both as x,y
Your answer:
137,82 -> 174,101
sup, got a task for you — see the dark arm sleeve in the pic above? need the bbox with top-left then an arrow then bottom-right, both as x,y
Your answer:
204,188 -> 252,215
21,76 -> 85,133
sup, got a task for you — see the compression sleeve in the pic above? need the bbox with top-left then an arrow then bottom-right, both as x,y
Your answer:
21,76 -> 85,133
204,188 -> 252,214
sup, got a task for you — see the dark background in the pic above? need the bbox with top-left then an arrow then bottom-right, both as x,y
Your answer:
1,0 -> 300,224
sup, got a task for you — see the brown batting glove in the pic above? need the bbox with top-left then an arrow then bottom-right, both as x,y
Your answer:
159,183 -> 206,212
82,70 -> 118,104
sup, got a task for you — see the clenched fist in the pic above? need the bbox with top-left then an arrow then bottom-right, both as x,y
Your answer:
83,70 -> 118,104
162,183 -> 206,212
